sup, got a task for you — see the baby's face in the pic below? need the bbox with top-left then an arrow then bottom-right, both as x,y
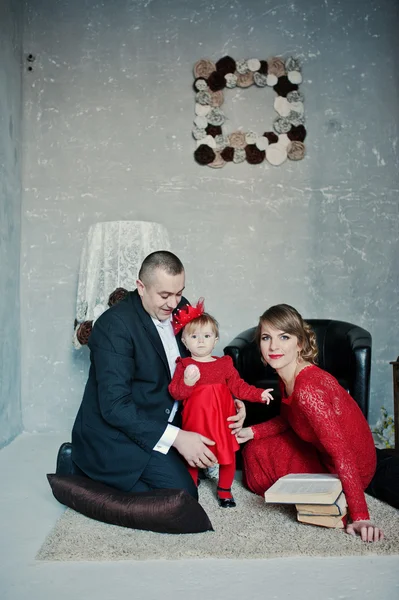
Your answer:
182,325 -> 218,359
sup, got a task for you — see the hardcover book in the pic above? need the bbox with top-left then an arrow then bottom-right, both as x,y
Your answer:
295,492 -> 347,516
297,512 -> 347,529
264,473 -> 342,505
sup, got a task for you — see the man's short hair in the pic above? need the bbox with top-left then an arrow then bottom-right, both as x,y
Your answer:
138,251 -> 184,284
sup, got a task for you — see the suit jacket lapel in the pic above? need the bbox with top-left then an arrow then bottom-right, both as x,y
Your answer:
129,291 -> 170,376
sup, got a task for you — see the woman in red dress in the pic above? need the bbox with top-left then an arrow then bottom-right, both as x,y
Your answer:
236,304 -> 383,542
169,299 -> 273,507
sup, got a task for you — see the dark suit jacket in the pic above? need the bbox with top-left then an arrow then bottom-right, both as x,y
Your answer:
72,290 -> 189,491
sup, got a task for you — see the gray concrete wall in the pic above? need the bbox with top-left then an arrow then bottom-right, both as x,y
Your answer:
21,0 -> 399,433
0,1 -> 23,447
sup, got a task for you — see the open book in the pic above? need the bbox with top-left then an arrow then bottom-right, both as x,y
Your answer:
297,512 -> 347,529
296,492 -> 347,516
264,474 -> 342,505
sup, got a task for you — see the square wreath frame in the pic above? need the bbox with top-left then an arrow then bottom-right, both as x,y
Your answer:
193,56 -> 306,168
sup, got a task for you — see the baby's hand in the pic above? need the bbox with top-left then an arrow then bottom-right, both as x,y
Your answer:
261,388 -> 274,404
184,364 -> 201,386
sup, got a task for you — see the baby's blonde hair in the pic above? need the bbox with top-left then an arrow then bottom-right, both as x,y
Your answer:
183,313 -> 220,338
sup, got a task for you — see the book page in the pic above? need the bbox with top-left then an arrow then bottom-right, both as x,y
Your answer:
272,479 -> 339,495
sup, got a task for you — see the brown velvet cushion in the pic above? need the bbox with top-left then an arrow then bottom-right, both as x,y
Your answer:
47,474 -> 213,534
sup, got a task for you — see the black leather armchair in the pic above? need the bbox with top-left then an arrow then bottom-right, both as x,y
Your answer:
224,319 -> 372,428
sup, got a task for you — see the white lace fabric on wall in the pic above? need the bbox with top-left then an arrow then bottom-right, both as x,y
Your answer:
73,220 -> 171,348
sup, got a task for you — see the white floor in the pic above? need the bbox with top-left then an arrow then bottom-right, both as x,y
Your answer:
1,433 -> 399,600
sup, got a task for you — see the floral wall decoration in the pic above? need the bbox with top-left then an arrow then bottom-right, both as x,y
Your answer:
192,56 -> 306,168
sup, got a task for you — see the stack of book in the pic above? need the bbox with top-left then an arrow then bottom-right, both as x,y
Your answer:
264,473 -> 348,529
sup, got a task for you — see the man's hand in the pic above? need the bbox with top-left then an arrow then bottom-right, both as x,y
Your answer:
346,520 -> 384,542
227,399 -> 246,435
172,430 -> 217,468
261,388 -> 274,404
235,426 -> 254,444
184,364 -> 201,386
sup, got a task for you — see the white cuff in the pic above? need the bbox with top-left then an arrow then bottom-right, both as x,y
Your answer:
153,424 -> 180,454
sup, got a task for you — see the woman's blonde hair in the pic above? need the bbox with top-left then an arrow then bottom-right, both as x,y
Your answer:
255,304 -> 318,364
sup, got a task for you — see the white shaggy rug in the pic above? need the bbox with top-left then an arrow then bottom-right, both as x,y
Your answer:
37,479 -> 399,561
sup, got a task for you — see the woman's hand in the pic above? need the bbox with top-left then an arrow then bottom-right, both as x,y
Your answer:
346,520 -> 384,542
235,426 -> 254,444
261,388 -> 274,404
184,364 -> 200,386
227,399 -> 246,435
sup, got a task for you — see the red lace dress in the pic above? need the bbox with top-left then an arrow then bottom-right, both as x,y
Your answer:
169,355 -> 264,465
242,365 -> 376,521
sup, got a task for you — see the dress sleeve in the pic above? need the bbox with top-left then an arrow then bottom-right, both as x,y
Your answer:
295,379 -> 370,521
224,356 -> 265,402
251,416 -> 290,439
168,359 -> 195,401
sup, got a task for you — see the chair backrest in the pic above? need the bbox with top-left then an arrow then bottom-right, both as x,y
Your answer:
224,319 -> 372,420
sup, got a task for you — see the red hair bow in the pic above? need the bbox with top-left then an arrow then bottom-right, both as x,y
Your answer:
172,298 -> 205,335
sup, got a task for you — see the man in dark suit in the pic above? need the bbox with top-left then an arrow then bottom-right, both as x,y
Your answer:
72,251 -> 244,499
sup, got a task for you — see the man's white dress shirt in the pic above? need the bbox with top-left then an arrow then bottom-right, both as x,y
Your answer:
151,316 -> 181,454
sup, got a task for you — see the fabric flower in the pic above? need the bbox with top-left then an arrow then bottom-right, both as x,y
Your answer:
194,115 -> 208,129
273,117 -> 292,134
287,90 -> 304,103
287,125 -> 307,142
215,134 -> 229,150
224,73 -> 238,88
216,56 -> 236,75
288,71 -> 303,85
195,103 -> 211,116
266,73 -> 278,86
256,137 -> 269,151
199,134 -> 217,149
258,60 -> 268,75
245,145 -> 265,164
229,131 -> 247,149
266,144 -> 287,166
289,100 -> 304,114
207,71 -> 226,92
288,111 -> 305,127
274,76 -> 298,97
206,124 -> 222,137
207,108 -> 225,126
253,72 -> 268,87
233,148 -> 246,163
236,59 -> 249,74
274,96 -> 291,117
285,57 -> 301,72
194,144 -> 216,165
267,57 -> 286,77
195,90 -> 212,105
108,287 -> 128,307
208,151 -> 226,168
76,320 -> 93,346
236,71 -> 254,87
247,58 -> 261,72
192,126 -> 207,140
263,131 -> 279,144
245,131 -> 258,144
210,90 -> 224,107
287,141 -> 305,160
194,78 -> 208,92
276,133 -> 291,149
221,146 -> 235,161
194,58 -> 216,79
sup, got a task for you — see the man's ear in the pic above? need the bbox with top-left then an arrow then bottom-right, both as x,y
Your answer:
136,279 -> 145,297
